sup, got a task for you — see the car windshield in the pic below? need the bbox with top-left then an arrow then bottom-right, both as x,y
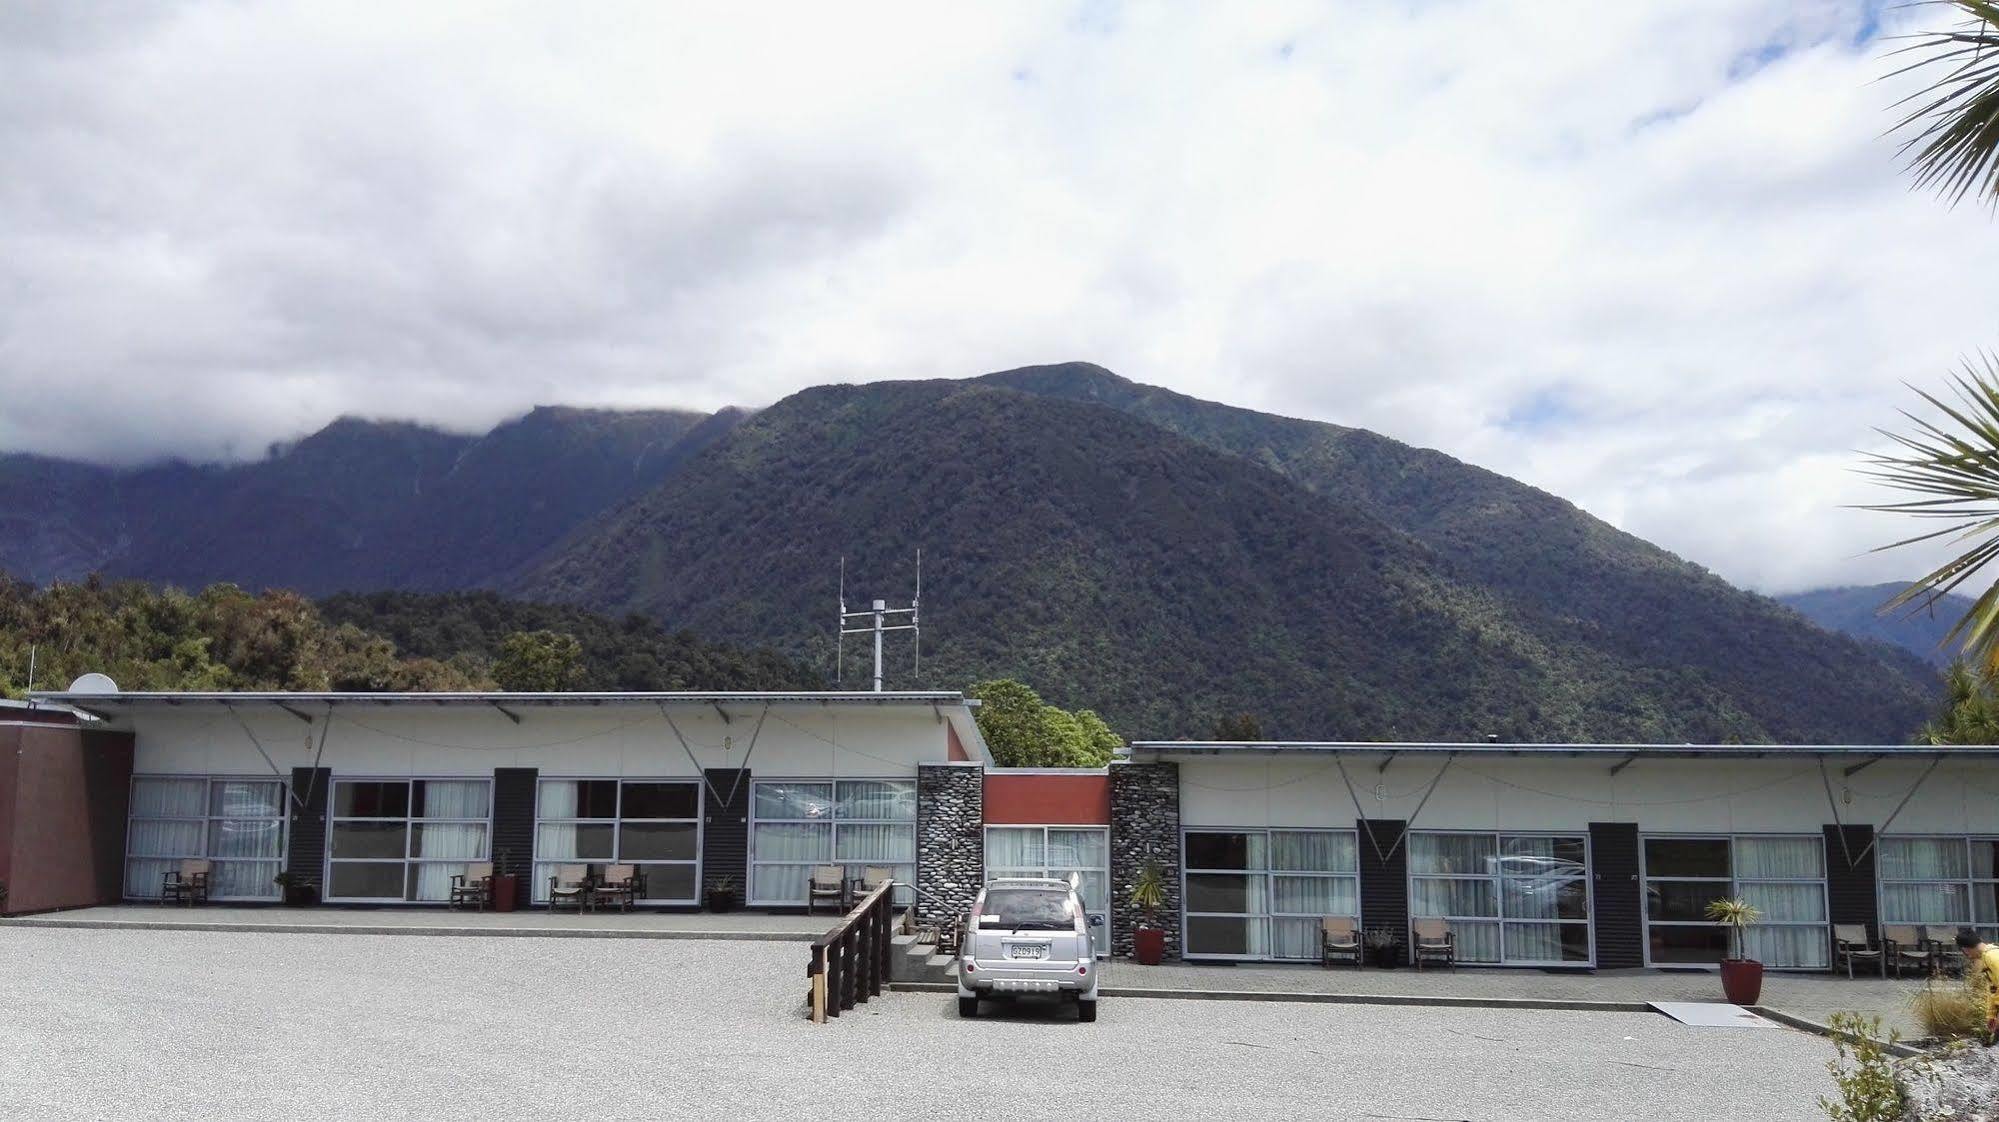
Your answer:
979,888 -> 1074,930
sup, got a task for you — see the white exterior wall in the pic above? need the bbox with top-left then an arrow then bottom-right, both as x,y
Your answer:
1176,754 -> 1999,834
128,704 -> 954,780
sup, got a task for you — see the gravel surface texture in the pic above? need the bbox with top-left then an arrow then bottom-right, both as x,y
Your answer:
1,928 -> 1839,1121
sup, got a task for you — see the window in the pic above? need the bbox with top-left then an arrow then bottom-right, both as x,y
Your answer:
749,780 -> 916,905
1409,833 -> 1591,965
533,779 -> 702,904
1642,835 -> 1827,969
1880,836 -> 1999,941
125,777 -> 286,901
1182,829 -> 1358,961
986,825 -> 1110,931
326,779 -> 491,902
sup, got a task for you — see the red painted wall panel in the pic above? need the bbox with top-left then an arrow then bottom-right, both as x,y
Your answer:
2,725 -> 134,915
983,772 -> 1111,825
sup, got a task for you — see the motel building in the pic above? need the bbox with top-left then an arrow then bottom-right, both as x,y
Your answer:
3,684 -> 1998,974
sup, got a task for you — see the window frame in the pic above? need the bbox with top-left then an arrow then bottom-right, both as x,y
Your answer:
531,777 -> 704,906
747,777 -> 917,907
984,823 -> 1112,943
1639,832 -> 1829,970
124,774 -> 289,902
1406,830 -> 1595,968
1180,826 -> 1360,963
1877,834 -> 1999,941
323,776 -> 494,904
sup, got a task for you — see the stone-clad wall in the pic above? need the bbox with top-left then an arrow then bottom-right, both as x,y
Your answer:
1110,761 -> 1181,959
916,763 -> 984,926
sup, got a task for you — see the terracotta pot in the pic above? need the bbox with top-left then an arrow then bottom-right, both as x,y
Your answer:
490,874 -> 519,913
1720,958 -> 1764,1005
1133,927 -> 1165,965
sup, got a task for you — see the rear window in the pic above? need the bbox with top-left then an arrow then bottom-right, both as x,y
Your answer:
979,888 -> 1075,930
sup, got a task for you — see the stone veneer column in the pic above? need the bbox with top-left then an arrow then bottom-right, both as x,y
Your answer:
1109,761 -> 1181,959
916,763 -> 984,926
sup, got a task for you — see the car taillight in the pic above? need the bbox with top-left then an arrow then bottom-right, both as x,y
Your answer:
1076,965 -> 1088,976
964,960 -> 975,972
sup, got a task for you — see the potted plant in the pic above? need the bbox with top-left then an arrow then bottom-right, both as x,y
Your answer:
273,871 -> 318,907
1365,927 -> 1401,968
1706,896 -> 1763,1005
489,849 -> 519,913
705,873 -> 742,913
1129,862 -> 1168,965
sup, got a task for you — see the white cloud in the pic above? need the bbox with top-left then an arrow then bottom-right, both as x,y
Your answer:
0,0 -> 1987,592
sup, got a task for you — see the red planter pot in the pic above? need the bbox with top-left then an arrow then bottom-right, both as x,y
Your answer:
490,874 -> 519,913
1133,927 -> 1165,965
1720,959 -> 1764,1006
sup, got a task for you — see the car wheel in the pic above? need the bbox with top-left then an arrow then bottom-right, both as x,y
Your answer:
958,996 -> 979,1018
1077,999 -> 1098,1023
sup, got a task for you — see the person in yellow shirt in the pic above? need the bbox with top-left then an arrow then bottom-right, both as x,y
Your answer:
1959,928 -> 1999,1043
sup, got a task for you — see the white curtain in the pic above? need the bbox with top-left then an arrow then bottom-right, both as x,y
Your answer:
836,780 -> 915,821
413,863 -> 469,902
1882,883 -> 1967,925
754,782 -> 833,820
986,827 -> 1043,871
1272,874 -> 1357,918
1446,920 -> 1502,963
1504,922 -> 1566,962
750,822 -> 832,903
1746,926 -> 1829,969
132,778 -> 205,818
1881,837 -> 1967,881
1412,877 -> 1497,919
1735,837 -> 1824,880
421,780 -> 490,820
835,824 -> 915,864
1409,834 -> 1497,876
1271,831 -> 1357,873
1271,917 -> 1324,960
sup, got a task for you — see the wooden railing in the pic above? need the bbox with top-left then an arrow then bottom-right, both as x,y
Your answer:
806,880 -> 895,1023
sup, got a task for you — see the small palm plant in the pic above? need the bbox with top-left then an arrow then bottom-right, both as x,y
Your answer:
1129,862 -> 1167,928
1705,897 -> 1762,962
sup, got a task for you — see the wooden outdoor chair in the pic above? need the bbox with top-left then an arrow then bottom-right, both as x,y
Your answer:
1831,923 -> 1884,978
590,864 -> 639,913
1320,916 -> 1362,969
807,865 -> 844,915
860,866 -> 896,896
161,859 -> 211,907
548,864 -> 590,913
1412,918 -> 1456,971
1884,925 -> 1938,977
449,862 -> 494,911
936,914 -> 965,958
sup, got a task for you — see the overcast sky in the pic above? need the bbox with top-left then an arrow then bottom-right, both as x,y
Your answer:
1,1 -> 1990,594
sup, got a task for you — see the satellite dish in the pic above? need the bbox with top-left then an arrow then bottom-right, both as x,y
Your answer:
67,673 -> 120,695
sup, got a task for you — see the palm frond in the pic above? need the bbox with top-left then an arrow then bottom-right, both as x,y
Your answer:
1861,356 -> 1999,666
1891,1 -> 1999,206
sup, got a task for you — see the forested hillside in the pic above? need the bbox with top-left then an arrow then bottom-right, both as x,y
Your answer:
1778,583 -> 1971,668
518,377 -> 1936,743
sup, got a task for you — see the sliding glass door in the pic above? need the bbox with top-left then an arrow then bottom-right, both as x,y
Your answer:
986,825 -> 1110,932
749,779 -> 916,906
1879,836 -> 1999,941
532,779 -> 702,904
1182,828 -> 1358,961
326,778 -> 492,903
1642,834 -> 1828,968
126,776 -> 286,901
1408,833 -> 1592,965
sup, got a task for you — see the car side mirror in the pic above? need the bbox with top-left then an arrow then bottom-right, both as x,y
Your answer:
1087,914 -> 1104,926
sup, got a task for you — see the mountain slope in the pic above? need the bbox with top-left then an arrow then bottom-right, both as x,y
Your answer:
1779,583 -> 1972,668
516,377 -> 1935,743
0,406 -> 745,594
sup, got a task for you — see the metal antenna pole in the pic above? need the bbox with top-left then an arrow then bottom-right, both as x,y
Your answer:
872,600 -> 885,693
836,557 -> 845,686
912,549 -> 921,677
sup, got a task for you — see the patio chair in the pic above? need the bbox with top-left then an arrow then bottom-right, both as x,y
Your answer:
1831,923 -> 1884,979
449,862 -> 494,911
807,865 -> 844,915
1884,925 -> 1938,977
1922,926 -> 1966,976
860,866 -> 896,896
161,859 -> 211,907
1412,918 -> 1456,971
548,864 -> 590,913
591,864 -> 639,913
1320,916 -> 1362,969
936,914 -> 965,958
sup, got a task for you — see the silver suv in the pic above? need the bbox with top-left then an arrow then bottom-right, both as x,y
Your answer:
958,877 -> 1102,1022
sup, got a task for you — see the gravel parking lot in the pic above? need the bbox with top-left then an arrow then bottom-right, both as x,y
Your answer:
1,928 -> 1837,1121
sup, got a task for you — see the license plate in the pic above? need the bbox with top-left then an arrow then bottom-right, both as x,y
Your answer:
1008,944 -> 1048,960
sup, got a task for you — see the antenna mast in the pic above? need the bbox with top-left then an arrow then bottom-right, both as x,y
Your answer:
837,550 -> 922,692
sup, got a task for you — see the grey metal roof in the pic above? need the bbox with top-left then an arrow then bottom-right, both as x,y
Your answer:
28,689 -> 975,711
1127,740 -> 1999,759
